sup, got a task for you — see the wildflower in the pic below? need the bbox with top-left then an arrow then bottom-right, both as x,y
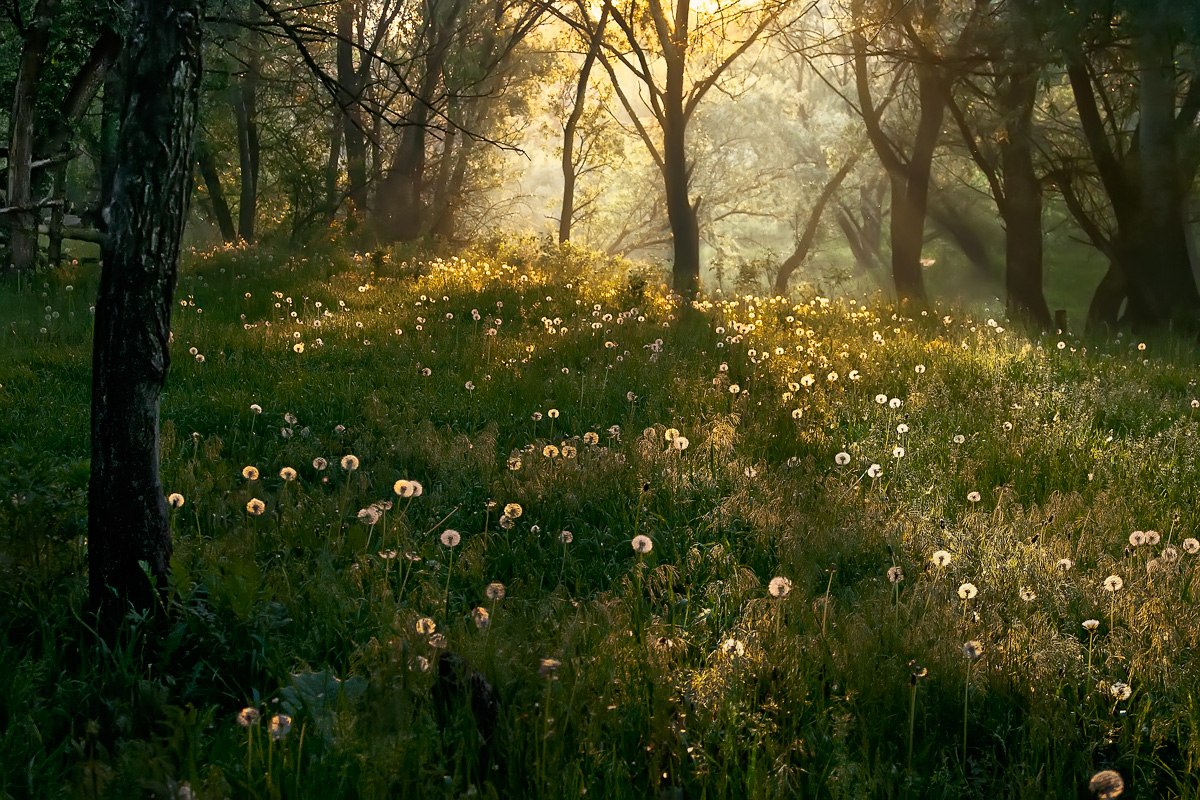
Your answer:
465,381 -> 475,391
379,550 -> 397,559
893,446 -> 905,459
1003,421 -> 1013,431
827,371 -> 838,382
1110,681 -> 1131,701
1128,530 -> 1146,546
279,467 -> 297,481
889,398 -> 902,409
281,427 -> 293,438
791,408 -> 803,420
867,463 -> 883,478
958,582 -> 978,600
583,432 -> 599,445
237,707 -> 260,727
440,530 -> 461,547
1019,588 -> 1036,602
284,413 -> 298,425
931,550 -> 952,567
967,491 -> 981,503
896,424 -> 909,434
532,412 -> 543,421
312,457 -> 327,471
415,617 -> 436,635
915,364 -> 925,374
293,343 -> 304,353
962,640 -> 984,660
268,714 -> 292,741
560,530 -> 573,544
562,445 -> 578,458
1056,558 -> 1074,571
875,394 -> 888,405
1145,530 -> 1160,545
835,452 -> 851,465
539,658 -> 561,678
548,409 -> 560,419
664,427 -> 680,442
768,577 -> 792,598
357,507 -> 380,525
1103,575 -> 1124,592
543,444 -> 560,458
167,493 -> 185,509
507,456 -> 522,470
394,479 -> 423,498
473,608 -> 490,629
1083,619 -> 1100,631
242,466 -> 259,481
729,384 -> 740,394
801,375 -> 816,387
721,638 -> 745,657
631,535 -> 653,554
485,582 -> 506,601
428,633 -> 447,649
250,404 -> 262,414
498,515 -> 514,530
1088,769 -> 1124,800
672,436 -> 689,451
246,498 -> 266,515
341,454 -> 359,471
1183,538 -> 1200,554
953,434 -> 965,444
504,503 -> 523,519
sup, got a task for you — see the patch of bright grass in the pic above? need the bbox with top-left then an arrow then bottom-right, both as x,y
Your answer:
2,239 -> 1200,798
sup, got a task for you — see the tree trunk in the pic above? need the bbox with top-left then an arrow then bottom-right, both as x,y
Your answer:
1130,16 -> 1200,326
41,29 -> 121,158
324,115 -> 344,223
90,0 -> 204,627
999,73 -> 1050,327
234,31 -> 260,241
890,64 -> 942,303
337,0 -> 368,215
98,62 -> 124,229
46,162 -> 67,267
197,139 -> 237,242
5,0 -> 61,275
560,4 -> 607,244
774,155 -> 857,294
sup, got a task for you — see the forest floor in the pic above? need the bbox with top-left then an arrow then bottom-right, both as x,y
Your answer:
2,239 -> 1199,799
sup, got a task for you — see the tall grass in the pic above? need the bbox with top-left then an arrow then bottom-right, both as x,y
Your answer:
2,238 -> 1199,798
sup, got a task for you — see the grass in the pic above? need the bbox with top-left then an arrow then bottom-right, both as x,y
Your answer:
2,237 -> 1200,799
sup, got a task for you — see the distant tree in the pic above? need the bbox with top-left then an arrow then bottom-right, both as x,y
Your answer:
89,0 -> 203,626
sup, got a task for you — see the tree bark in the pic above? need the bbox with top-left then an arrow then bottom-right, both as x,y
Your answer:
559,4 -> 608,244
5,0 -> 61,275
197,139 -> 237,242
89,0 -> 204,627
337,0 -> 368,215
234,47 -> 260,242
999,75 -> 1050,327
774,155 -> 857,294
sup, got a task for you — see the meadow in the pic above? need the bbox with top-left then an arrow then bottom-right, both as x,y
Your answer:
2,238 -> 1200,799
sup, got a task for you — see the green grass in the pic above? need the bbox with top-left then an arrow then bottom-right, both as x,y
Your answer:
3,238 -> 1200,799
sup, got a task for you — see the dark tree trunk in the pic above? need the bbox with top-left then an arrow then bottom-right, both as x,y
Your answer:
1130,16 -> 1200,326
337,0 -> 368,215
98,62 -> 124,228
234,56 -> 259,241
4,0 -> 61,275
927,201 -> 994,276
46,162 -> 67,267
197,139 -> 236,242
89,0 -> 204,627
559,4 -> 607,244
890,64 -> 942,303
660,24 -> 700,298
324,114 -> 344,223
41,29 -> 121,158
774,155 -> 857,294
999,73 -> 1050,327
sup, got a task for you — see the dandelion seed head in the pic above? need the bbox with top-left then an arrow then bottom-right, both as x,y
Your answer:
473,607 -> 490,629
242,466 -> 259,481
1103,575 -> 1124,592
268,714 -> 291,741
279,467 -> 297,481
1088,769 -> 1124,799
341,454 -> 359,471
835,451 -> 851,465
931,550 -> 952,567
887,565 -> 904,583
415,617 -> 436,635
958,582 -> 978,600
967,491 -> 981,503
768,576 -> 792,598
440,529 -> 461,547
962,640 -> 983,660
631,535 -> 653,554
167,493 -> 185,509
504,503 -> 523,519
246,498 -> 266,516
1083,619 -> 1100,631
1110,681 -> 1131,701
237,707 -> 260,727
485,582 -> 506,601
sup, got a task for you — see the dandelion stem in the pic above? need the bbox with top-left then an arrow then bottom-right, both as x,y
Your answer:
821,569 -> 835,637
907,681 -> 918,775
963,661 -> 971,765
